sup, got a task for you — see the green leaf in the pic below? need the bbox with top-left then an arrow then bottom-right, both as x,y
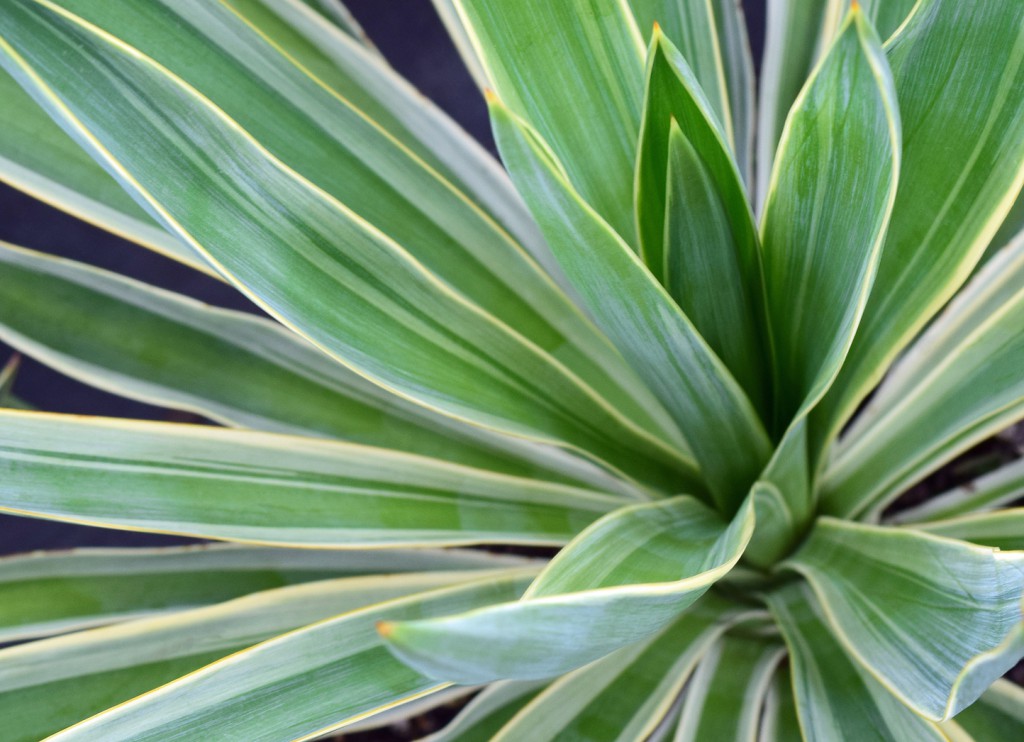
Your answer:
429,0 -> 489,90
380,496 -> 754,684
848,228 -> 1024,446
759,6 -> 900,429
755,0 -> 832,208
636,31 -> 768,418
28,570 -> 535,742
451,0 -> 644,242
950,680 -> 1024,741
812,0 -> 1024,449
710,0 -> 756,188
760,667 -> 803,742
0,544 -> 523,644
490,94 -> 768,509
891,458 -> 1024,525
628,1 -> 732,150
821,230 -> 1024,519
672,632 -> 784,741
856,0 -> 919,40
0,242 -> 634,494
220,0 -> 549,268
766,581 -> 949,740
489,594 -> 759,741
0,68 -> 209,274
0,0 -> 692,491
291,0 -> 378,53
0,410 -> 623,548
0,570 -> 506,742
422,681 -> 547,742
783,518 -> 1024,720
911,509 -> 1024,552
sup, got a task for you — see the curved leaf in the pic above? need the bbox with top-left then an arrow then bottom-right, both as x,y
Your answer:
490,93 -> 769,509
783,518 -> 1024,721
950,680 -> 1024,741
380,496 -> 754,684
451,0 -> 645,241
0,410 -> 623,548
759,6 -> 900,428
0,0 -> 691,491
766,581 -> 949,740
41,570 -> 535,742
813,0 -> 1024,449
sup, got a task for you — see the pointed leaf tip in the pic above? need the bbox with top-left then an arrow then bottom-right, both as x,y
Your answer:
376,620 -> 395,639
483,88 -> 498,104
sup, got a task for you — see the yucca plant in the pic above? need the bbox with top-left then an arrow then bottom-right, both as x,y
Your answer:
0,0 -> 1022,738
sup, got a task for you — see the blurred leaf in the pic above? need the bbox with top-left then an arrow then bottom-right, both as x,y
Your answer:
673,632 -> 784,741
912,509 -> 1024,552
422,681 -> 547,742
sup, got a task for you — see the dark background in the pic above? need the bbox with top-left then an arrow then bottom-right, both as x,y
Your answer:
0,0 -> 763,556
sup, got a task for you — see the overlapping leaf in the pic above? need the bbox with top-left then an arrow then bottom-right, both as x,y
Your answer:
892,458 -> 1024,525
0,0 -> 693,491
488,594 -> 759,741
381,496 -> 754,684
783,518 -> 1024,720
0,242 -> 635,494
813,0 -> 1024,449
673,631 -> 784,741
635,31 -> 767,416
759,6 -> 900,428
0,410 -> 623,547
822,228 -> 1024,519
766,581 -> 949,740
0,544 -> 522,643
36,570 -> 535,742
0,68 -> 207,273
450,0 -> 645,241
949,680 -> 1024,740
490,93 -> 767,509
